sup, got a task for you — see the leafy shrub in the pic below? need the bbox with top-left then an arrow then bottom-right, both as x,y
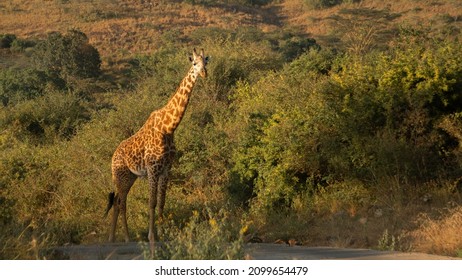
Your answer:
190,26 -> 320,63
0,69 -> 47,106
286,48 -> 337,75
31,29 -> 101,88
10,38 -> 36,52
277,35 -> 319,61
304,0 -> 351,10
183,0 -> 273,7
0,34 -> 16,48
156,209 -> 245,260
230,32 -> 462,215
0,91 -> 90,143
230,51 -> 339,213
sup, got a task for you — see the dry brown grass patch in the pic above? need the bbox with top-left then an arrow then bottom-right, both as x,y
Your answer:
408,206 -> 462,257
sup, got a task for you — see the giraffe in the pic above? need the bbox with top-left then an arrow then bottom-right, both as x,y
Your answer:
105,48 -> 208,249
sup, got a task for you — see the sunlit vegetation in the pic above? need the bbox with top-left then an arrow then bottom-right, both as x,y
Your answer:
1,0 -> 462,259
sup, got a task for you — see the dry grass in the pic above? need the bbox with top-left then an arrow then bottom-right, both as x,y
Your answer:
280,0 -> 462,46
408,206 -> 462,257
0,0 -> 277,63
246,178 -> 461,257
0,0 -> 283,83
2,0 -> 460,73
3,0 -> 461,63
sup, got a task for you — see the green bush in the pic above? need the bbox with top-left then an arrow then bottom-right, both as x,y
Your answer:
312,180 -> 370,215
230,68 -> 333,213
0,34 -> 16,48
31,29 -> 101,88
10,38 -> 36,52
0,91 -> 90,144
229,34 -> 462,214
156,209 -> 244,260
304,0 -> 345,9
0,69 -> 47,106
183,0 -> 273,7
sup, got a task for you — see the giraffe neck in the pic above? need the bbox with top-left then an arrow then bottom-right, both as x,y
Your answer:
159,66 -> 198,134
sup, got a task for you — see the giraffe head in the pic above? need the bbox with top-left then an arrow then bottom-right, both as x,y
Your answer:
190,48 -> 208,78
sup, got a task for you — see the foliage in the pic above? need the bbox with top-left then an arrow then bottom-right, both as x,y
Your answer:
304,0 -> 360,10
156,209 -> 245,260
183,0 -> 273,7
0,91 -> 90,144
9,38 -> 36,53
1,15 -> 462,259
31,29 -> 101,89
0,68 -> 47,106
377,229 -> 406,251
0,34 -> 17,49
230,34 -> 462,215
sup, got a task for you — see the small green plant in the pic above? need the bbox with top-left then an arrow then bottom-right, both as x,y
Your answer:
377,229 -> 407,251
378,229 -> 394,251
457,249 -> 462,258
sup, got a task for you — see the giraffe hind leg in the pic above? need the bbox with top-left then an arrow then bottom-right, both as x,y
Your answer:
104,192 -> 115,218
109,169 -> 137,243
108,192 -> 119,242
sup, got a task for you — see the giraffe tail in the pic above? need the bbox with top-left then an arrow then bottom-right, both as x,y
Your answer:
103,192 -> 115,218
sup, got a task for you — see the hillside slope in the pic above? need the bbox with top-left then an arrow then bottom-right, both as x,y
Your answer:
2,0 -> 461,61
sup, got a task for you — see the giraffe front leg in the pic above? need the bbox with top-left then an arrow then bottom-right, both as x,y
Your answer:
158,148 -> 174,225
157,165 -> 171,224
147,166 -> 159,255
148,184 -> 157,245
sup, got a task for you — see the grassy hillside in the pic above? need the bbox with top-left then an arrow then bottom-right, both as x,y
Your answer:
2,0 -> 461,63
1,0 -> 462,259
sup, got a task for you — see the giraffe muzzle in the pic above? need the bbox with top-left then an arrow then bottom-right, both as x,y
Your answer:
200,68 -> 207,78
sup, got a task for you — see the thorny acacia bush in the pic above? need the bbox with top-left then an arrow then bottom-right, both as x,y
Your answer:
1,27 -> 462,258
